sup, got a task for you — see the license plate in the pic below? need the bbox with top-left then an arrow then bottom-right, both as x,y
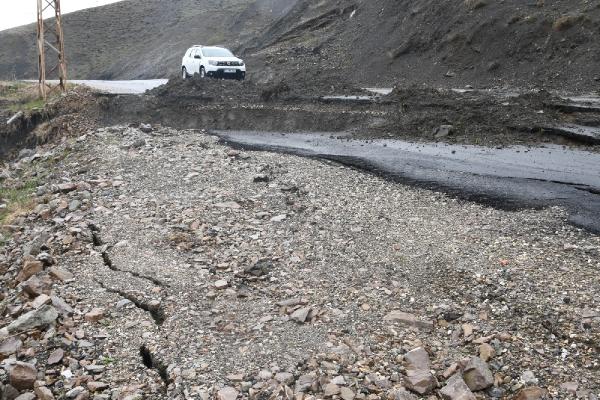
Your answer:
224,69 -> 236,73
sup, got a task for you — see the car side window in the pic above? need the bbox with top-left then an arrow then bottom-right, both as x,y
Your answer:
198,50 -> 203,58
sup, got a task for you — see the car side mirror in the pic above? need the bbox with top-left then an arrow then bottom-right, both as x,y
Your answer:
194,55 -> 201,59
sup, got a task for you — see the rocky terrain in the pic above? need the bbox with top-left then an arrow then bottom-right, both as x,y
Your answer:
1,123 -> 599,399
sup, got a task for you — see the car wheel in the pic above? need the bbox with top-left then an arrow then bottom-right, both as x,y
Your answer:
199,67 -> 206,79
182,67 -> 188,80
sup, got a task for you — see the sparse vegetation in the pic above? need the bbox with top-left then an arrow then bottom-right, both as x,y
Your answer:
0,179 -> 38,225
553,14 -> 584,31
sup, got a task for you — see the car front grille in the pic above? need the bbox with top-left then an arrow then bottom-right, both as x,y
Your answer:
217,61 -> 241,66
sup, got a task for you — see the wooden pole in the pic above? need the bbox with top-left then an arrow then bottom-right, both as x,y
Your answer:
36,0 -> 67,100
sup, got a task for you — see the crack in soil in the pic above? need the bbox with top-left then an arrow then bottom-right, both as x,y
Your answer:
140,345 -> 171,390
95,279 -> 166,325
89,226 -> 169,287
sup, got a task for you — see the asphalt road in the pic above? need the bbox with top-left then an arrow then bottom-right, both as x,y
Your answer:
215,130 -> 600,233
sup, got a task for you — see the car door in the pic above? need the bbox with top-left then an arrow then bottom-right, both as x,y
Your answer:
184,49 -> 193,72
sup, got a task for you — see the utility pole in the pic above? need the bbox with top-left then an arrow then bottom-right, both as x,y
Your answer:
37,0 -> 67,100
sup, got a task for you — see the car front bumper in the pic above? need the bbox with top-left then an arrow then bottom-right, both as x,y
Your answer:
205,65 -> 246,79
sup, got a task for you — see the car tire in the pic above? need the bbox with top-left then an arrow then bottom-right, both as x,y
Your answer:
199,67 -> 206,79
182,67 -> 188,80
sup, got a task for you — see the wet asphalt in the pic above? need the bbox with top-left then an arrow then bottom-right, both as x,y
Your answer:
215,130 -> 600,234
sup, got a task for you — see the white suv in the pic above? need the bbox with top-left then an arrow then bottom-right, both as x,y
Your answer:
181,46 -> 246,81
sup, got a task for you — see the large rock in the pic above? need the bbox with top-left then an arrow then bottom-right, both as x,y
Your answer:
384,310 -> 434,330
217,386 -> 238,400
21,275 -> 52,297
463,357 -> 494,391
404,370 -> 437,395
8,362 -> 37,390
2,305 -> 58,335
440,374 -> 476,400
404,347 -> 431,371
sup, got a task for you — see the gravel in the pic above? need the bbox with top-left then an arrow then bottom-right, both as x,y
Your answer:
0,124 -> 598,399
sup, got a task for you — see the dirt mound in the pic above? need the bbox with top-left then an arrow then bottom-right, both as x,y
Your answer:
148,73 -> 367,101
245,0 -> 600,91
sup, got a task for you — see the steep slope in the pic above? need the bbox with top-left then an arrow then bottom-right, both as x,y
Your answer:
244,0 -> 600,91
0,0 -> 297,80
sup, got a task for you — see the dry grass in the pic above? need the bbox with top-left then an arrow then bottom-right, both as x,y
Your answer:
0,179 -> 38,226
553,14 -> 584,31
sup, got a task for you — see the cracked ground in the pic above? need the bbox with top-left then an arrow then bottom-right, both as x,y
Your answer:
1,124 -> 599,400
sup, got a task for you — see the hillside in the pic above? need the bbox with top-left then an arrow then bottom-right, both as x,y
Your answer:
0,0 -> 297,80
244,0 -> 600,91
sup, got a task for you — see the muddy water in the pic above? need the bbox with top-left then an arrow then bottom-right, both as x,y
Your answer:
215,130 -> 600,233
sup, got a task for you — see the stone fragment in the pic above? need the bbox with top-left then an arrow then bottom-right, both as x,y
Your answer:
270,214 -> 287,222
290,307 -> 311,323
253,174 -> 269,183
57,183 -> 77,193
47,348 -> 64,365
17,261 -> 43,282
560,382 -> 578,394
389,388 -> 417,400
15,393 -> 36,400
217,386 -> 238,400
274,372 -> 294,385
214,280 -> 229,290
85,308 -> 105,323
51,296 -> 73,316
65,386 -> 84,398
48,267 -> 74,282
514,387 -> 549,400
340,387 -> 356,400
479,343 -> 495,361
521,370 -> 538,385
8,362 -> 37,390
87,381 -> 109,392
139,123 -> 153,133
3,305 -> 58,335
439,374 -> 476,400
35,386 -> 55,400
0,337 -> 22,357
32,294 -> 52,309
295,374 -> 316,392
434,125 -> 454,138
323,383 -> 340,397
21,275 -> 52,297
384,310 -> 434,330
404,347 -> 430,370
463,357 -> 494,391
404,370 -> 437,395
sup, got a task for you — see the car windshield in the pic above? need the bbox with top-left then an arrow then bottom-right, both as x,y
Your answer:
202,47 -> 234,57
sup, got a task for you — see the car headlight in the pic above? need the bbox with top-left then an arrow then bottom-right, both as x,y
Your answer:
240,61 -> 245,66
208,60 -> 217,66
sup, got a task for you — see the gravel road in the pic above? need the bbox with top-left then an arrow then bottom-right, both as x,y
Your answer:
1,125 -> 599,400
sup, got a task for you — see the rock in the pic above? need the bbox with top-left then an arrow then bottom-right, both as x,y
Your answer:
48,266 -> 74,281
139,124 -> 153,133
0,337 -> 22,357
87,381 -> 109,392
15,393 -> 36,400
270,214 -> 287,222
3,305 -> 58,335
253,174 -> 269,183
57,183 -> 77,193
384,310 -> 434,330
560,382 -> 578,394
16,260 -> 43,282
3,384 -> 20,400
68,200 -> 81,211
295,374 -> 317,392
116,299 -> 132,309
21,275 -> 52,297
32,294 -> 52,309
35,386 -> 55,400
47,348 -> 64,365
404,370 -> 437,395
85,308 -> 105,323
463,357 -> 494,391
274,372 -> 294,385
51,296 -> 73,316
462,323 -> 474,337
217,386 -> 238,400
479,343 -> 495,361
520,370 -> 538,385
340,387 -> 356,400
389,388 -> 417,400
404,347 -> 430,370
434,125 -> 454,138
439,374 -> 476,400
214,280 -> 229,290
65,386 -> 85,398
323,383 -> 340,397
513,387 -> 549,400
8,362 -> 37,390
290,307 -> 311,323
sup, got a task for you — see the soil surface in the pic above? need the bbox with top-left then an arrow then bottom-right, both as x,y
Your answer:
1,125 -> 598,400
